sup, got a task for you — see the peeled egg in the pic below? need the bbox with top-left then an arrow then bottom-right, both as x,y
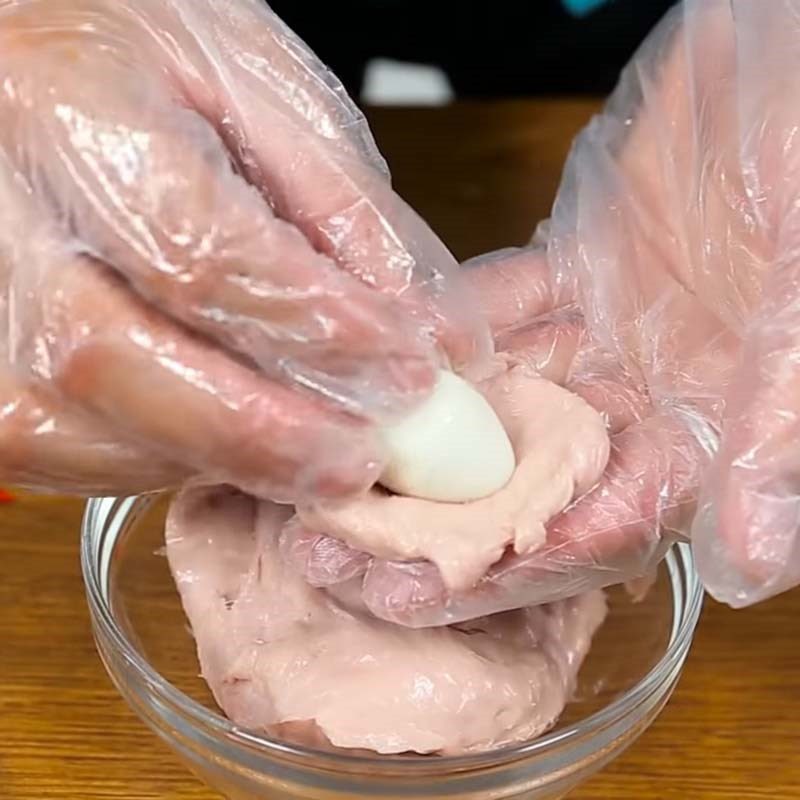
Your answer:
379,369 -> 516,503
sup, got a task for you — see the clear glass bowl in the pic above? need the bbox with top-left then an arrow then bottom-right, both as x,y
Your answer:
81,494 -> 703,800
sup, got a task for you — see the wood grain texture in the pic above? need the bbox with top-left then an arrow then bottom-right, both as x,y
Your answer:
1,102 -> 799,799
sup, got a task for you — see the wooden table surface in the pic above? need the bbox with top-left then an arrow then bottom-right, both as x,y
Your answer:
1,101 -> 799,800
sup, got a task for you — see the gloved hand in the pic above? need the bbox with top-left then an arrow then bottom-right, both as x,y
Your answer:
0,0 -> 486,500
282,249 -> 709,625
283,0 -> 800,623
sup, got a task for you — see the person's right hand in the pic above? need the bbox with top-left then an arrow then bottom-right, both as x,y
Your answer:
0,0 -> 487,500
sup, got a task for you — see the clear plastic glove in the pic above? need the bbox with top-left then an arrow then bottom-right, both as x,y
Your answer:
284,0 -> 800,622
0,0 -> 487,499
550,0 -> 800,609
282,250 -> 709,625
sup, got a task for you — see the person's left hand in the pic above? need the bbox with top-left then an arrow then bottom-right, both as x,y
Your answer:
283,0 -> 800,624
280,247 -> 710,626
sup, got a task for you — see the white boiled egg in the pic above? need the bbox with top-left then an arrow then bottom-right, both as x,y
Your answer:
379,370 -> 515,503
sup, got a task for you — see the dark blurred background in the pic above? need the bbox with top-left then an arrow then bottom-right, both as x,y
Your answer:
265,0 -> 679,257
268,0 -> 677,101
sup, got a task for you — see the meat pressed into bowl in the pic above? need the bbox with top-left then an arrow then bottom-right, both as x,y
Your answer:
82,493 -> 702,799
165,485 -> 608,756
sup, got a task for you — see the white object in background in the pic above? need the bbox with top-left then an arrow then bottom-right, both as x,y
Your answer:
362,59 -> 454,106
380,370 -> 516,503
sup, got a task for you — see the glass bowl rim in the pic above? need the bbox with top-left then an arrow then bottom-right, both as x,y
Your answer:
81,494 -> 704,772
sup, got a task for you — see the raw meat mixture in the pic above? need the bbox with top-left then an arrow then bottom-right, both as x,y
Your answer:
166,366 -> 611,754
293,367 -> 610,591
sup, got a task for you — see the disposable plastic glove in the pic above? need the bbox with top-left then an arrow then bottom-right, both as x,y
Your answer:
282,249 -> 707,625
550,0 -> 800,609
283,0 -> 800,623
0,0 -> 486,499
